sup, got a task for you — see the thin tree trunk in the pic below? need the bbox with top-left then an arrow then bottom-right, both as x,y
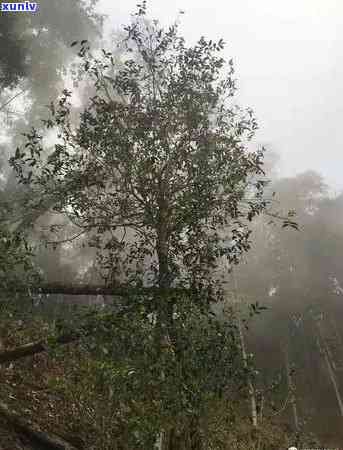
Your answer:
232,273 -> 258,429
316,318 -> 343,417
283,340 -> 299,431
259,393 -> 264,423
329,313 -> 343,370
237,317 -> 258,428
156,210 -> 175,450
330,313 -> 343,350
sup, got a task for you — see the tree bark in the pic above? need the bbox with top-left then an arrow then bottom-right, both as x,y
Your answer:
316,318 -> 343,417
329,313 -> 343,371
237,317 -> 258,428
232,275 -> 257,428
283,340 -> 299,431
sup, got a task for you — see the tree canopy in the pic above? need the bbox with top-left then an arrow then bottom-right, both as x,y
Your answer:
10,4 -> 267,307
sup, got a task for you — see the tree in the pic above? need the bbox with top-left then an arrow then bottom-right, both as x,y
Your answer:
11,2 -> 266,307
10,3 -> 269,447
0,0 -> 103,294
0,0 -> 102,195
0,0 -> 102,93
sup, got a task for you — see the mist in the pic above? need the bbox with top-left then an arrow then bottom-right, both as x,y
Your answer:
0,1 -> 343,448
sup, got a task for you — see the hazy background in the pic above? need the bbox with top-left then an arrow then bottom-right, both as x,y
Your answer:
1,2 -> 343,445
98,0 -> 343,193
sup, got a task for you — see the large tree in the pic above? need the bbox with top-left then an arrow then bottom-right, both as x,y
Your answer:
10,4 -> 270,447
11,3 -> 267,306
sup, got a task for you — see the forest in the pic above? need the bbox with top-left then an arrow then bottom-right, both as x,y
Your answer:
0,1 -> 342,449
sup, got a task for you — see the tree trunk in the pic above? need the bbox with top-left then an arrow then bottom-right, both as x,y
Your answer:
156,216 -> 172,450
283,340 -> 299,431
156,197 -> 203,450
237,317 -> 258,428
329,313 -> 343,370
316,318 -> 343,417
232,273 -> 257,429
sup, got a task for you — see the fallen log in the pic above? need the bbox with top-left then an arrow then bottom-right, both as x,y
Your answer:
0,401 -> 80,450
14,283 -> 192,297
0,333 -> 79,364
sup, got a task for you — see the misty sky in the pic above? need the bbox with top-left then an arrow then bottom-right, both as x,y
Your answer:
98,0 -> 343,191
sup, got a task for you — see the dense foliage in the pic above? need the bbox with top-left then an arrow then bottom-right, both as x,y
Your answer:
10,3 -> 267,299
3,3 -> 329,449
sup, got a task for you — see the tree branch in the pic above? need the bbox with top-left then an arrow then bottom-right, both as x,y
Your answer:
0,89 -> 26,112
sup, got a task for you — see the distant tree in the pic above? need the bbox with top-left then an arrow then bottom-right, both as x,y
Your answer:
0,0 -> 103,289
0,0 -> 102,184
0,0 -> 102,92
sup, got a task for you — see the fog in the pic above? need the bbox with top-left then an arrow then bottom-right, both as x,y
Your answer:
1,1 -> 343,448
99,0 -> 343,192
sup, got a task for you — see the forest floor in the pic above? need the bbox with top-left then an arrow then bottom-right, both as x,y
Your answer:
0,336 -> 85,450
